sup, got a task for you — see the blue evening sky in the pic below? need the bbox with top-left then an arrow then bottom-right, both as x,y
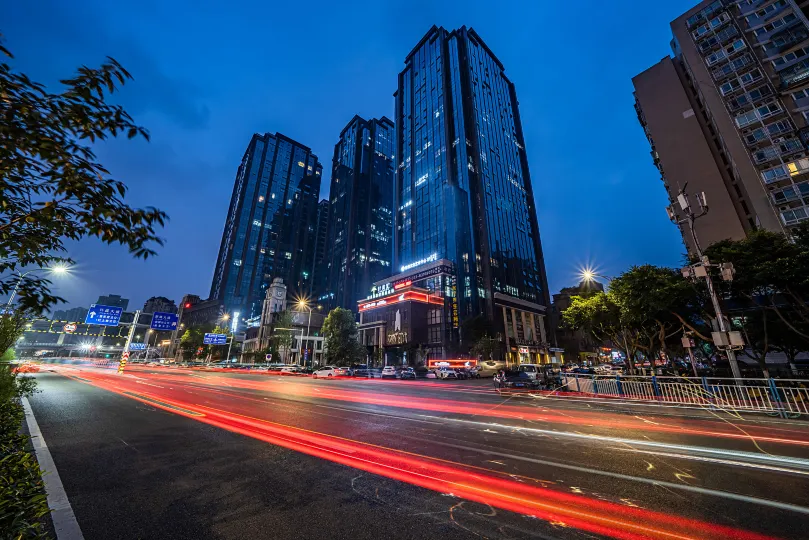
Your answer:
6,0 -> 696,310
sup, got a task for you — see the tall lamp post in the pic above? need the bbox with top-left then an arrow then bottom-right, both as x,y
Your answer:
4,264 -> 69,308
297,300 -> 313,366
579,269 -> 611,366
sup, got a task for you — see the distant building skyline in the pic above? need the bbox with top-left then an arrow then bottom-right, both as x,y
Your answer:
95,294 -> 129,311
142,296 -> 178,314
326,115 -> 395,311
209,132 -> 323,326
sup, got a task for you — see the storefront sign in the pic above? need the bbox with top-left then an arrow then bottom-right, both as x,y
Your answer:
400,253 -> 437,272
386,331 -> 408,345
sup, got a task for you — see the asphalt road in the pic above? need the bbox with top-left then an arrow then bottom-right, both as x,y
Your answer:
27,364 -> 809,540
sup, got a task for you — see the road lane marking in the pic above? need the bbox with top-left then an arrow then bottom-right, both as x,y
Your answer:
22,397 -> 85,540
420,416 -> 809,473
414,436 -> 809,516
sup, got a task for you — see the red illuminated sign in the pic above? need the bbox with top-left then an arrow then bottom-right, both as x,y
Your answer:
358,290 -> 443,311
393,281 -> 411,290
427,359 -> 478,368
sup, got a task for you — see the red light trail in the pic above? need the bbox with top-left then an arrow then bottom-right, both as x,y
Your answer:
45,366 -> 788,540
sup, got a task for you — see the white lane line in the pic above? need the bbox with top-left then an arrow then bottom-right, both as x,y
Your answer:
22,397 -> 84,540
420,415 -> 809,472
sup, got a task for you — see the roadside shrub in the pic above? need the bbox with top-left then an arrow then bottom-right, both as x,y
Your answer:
0,368 -> 50,539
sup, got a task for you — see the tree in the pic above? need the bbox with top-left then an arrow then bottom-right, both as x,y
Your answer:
609,265 -> 711,365
470,336 -> 498,362
0,42 -> 166,315
322,308 -> 363,366
705,228 -> 809,344
0,310 -> 29,357
270,311 -> 295,363
179,328 -> 205,358
563,292 -> 640,371
768,314 -> 806,375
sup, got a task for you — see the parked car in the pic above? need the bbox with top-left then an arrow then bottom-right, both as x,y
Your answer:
493,371 -> 541,392
399,367 -> 416,380
425,369 -> 440,379
312,366 -> 347,378
381,366 -> 399,379
516,364 -> 541,380
437,367 -> 459,380
477,360 -> 506,378
351,364 -> 373,377
280,365 -> 303,374
454,368 -> 470,380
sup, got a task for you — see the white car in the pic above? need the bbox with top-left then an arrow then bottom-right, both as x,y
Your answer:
437,367 -> 458,379
280,365 -> 303,374
425,369 -> 439,379
312,366 -> 347,378
381,366 -> 398,378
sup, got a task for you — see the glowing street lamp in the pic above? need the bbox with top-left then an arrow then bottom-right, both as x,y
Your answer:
296,298 -> 314,366
5,263 -> 71,307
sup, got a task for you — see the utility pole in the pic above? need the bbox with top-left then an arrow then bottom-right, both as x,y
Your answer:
668,185 -> 742,379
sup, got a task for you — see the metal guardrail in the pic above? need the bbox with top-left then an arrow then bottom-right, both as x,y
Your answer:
560,374 -> 808,417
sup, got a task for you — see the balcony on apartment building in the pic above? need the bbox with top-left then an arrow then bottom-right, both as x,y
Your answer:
700,25 -> 741,54
752,136 -> 804,164
771,180 -> 809,204
738,0 -> 782,18
742,0 -> 791,29
686,1 -> 725,30
779,57 -> 809,88
750,14 -> 802,46
712,53 -> 756,80
726,83 -> 775,112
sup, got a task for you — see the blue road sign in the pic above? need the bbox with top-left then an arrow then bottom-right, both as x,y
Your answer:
128,343 -> 146,350
203,333 -> 228,345
85,304 -> 123,327
150,311 -> 179,331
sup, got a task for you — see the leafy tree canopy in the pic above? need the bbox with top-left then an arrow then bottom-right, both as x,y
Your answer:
0,42 -> 166,314
322,308 -> 363,366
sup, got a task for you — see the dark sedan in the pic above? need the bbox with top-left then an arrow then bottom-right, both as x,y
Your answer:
493,371 -> 541,392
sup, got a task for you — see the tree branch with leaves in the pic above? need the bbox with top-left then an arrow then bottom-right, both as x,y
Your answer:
0,40 -> 167,314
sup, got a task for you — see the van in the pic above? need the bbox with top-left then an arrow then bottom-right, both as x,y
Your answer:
517,364 -> 541,380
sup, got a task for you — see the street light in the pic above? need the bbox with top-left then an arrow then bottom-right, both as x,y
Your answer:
5,263 -> 71,307
297,299 -> 313,366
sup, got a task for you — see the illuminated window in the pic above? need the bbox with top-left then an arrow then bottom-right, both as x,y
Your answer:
258,195 -> 264,202
298,161 -> 305,167
234,259 -> 242,266
271,193 -> 276,199
252,220 -> 261,226
285,252 -> 292,259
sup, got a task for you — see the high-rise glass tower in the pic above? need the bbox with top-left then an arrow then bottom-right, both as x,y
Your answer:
210,133 -> 322,324
393,26 -> 550,362
327,116 -> 395,310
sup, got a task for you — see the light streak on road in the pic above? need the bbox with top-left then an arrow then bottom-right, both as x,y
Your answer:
45,367 -> 799,539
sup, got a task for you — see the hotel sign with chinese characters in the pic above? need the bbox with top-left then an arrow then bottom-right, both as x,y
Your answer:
386,331 -> 408,345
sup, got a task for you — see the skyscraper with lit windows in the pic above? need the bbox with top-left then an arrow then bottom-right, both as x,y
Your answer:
327,116 -> 395,311
210,133 -> 322,325
389,26 -> 551,363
